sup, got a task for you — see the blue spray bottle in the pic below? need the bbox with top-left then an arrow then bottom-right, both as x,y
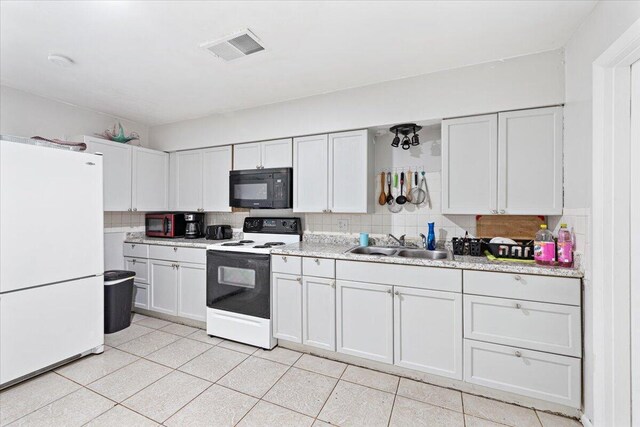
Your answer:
427,222 -> 436,250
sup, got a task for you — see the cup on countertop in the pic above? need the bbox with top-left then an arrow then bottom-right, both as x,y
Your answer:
359,232 -> 369,246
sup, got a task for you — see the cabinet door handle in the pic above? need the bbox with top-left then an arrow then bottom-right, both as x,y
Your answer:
387,289 -> 392,295
491,209 -> 497,214
515,351 -> 522,358
330,281 -> 335,288
514,275 -> 522,281
132,259 -> 136,264
314,258 -> 320,264
296,277 -> 301,283
131,244 -> 136,249
515,303 -> 522,309
174,247 -> 178,252
394,290 -> 400,296
499,209 -> 505,214
282,256 -> 287,262
133,208 -> 137,212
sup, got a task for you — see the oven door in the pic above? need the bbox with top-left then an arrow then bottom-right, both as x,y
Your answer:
206,251 -> 271,319
229,173 -> 274,209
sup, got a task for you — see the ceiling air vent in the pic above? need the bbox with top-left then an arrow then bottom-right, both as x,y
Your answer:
201,29 -> 265,62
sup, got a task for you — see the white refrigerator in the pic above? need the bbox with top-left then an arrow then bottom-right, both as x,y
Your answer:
0,138 -> 104,388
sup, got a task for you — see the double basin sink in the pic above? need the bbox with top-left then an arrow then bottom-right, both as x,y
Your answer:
347,246 -> 450,260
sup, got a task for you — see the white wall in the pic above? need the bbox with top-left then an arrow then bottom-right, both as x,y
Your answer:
0,85 -> 149,146
562,2 -> 640,422
150,49 -> 564,151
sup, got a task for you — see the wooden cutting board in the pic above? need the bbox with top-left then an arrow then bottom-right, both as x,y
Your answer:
476,215 -> 545,240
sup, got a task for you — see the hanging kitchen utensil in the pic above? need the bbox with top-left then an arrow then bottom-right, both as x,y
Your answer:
421,170 -> 432,209
388,199 -> 403,213
405,169 -> 413,202
386,172 -> 394,204
378,172 -> 387,205
396,172 -> 407,204
409,170 -> 426,205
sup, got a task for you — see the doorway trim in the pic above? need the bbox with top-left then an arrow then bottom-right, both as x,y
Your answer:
591,19 -> 640,427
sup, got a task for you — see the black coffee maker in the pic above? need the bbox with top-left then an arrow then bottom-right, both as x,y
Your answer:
183,212 -> 205,239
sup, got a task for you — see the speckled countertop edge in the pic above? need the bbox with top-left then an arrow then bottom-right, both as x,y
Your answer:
271,242 -> 584,278
125,233 -> 211,249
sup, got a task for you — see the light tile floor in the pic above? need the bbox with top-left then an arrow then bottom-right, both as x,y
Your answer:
0,314 -> 582,427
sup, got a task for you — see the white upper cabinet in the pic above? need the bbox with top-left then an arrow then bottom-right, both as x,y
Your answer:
293,134 -> 329,212
442,107 -> 563,215
203,146 -> 232,212
78,136 -> 168,212
329,130 -> 373,213
132,147 -> 169,212
171,147 -> 232,212
82,136 -> 133,211
233,139 -> 292,170
261,139 -> 293,168
233,142 -> 262,170
294,130 -> 373,213
442,115 -> 498,215
171,150 -> 203,211
498,107 -> 563,215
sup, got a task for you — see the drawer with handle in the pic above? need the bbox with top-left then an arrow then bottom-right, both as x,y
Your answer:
148,245 -> 205,264
464,339 -> 581,408
463,295 -> 581,357
272,255 -> 301,275
463,270 -> 580,305
123,243 -> 149,258
303,257 -> 335,278
124,257 -> 150,284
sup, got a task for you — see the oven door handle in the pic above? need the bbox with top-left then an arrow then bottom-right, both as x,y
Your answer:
163,217 -> 169,235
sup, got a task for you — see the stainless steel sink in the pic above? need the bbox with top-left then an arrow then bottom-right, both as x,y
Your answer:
347,246 -> 450,260
348,246 -> 399,256
396,249 -> 449,259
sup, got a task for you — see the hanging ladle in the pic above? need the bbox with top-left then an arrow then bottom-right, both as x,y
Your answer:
396,172 -> 407,205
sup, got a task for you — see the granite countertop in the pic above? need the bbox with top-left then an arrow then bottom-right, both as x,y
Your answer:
270,242 -> 584,278
125,235 -> 210,249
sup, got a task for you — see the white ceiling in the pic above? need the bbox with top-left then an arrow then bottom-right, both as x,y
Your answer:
0,1 -> 597,126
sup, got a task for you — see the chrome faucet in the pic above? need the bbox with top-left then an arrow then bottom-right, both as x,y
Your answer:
419,233 -> 427,249
388,234 -> 406,246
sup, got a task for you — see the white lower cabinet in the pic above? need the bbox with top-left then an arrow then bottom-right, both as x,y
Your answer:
177,263 -> 206,322
133,244 -> 207,322
463,294 -> 581,357
464,340 -> 581,408
302,276 -> 335,351
336,280 -> 393,364
150,260 -> 178,315
394,287 -> 463,380
272,273 -> 302,342
133,283 -> 149,310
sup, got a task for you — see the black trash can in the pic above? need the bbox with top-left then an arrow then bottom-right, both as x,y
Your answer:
104,270 -> 136,334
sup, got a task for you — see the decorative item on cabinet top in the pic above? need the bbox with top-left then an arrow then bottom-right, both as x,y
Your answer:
96,122 -> 140,144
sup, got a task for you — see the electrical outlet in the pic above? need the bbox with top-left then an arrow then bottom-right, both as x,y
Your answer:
337,219 -> 349,232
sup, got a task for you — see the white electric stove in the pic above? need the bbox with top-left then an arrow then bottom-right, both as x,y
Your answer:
206,217 -> 302,349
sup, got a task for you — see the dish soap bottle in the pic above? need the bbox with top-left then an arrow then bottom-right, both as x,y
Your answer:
557,224 -> 573,267
534,224 -> 555,265
427,222 -> 436,250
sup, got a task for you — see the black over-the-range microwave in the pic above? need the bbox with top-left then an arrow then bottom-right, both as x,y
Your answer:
229,167 -> 293,209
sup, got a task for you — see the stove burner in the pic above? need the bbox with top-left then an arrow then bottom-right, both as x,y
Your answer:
253,245 -> 270,249
265,242 -> 285,246
221,242 -> 244,246
238,240 -> 254,244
